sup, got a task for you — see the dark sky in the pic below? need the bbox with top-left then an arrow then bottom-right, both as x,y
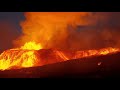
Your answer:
0,12 -> 25,53
0,12 -> 25,32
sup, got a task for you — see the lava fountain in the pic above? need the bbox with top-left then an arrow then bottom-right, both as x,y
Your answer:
0,41 -> 42,70
0,41 -> 119,71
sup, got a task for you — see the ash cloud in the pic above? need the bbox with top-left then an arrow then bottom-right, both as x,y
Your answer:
66,12 -> 120,50
15,12 -> 120,50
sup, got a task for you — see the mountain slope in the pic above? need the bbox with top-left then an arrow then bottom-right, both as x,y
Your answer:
0,52 -> 120,78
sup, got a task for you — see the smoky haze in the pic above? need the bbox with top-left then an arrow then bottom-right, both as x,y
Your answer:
14,12 -> 120,51
0,12 -> 120,53
67,12 -> 120,50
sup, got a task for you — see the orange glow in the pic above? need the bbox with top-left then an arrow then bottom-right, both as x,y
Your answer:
56,51 -> 69,61
0,44 -> 119,71
74,47 -> 119,59
0,41 -> 41,71
0,12 -> 120,71
21,41 -> 42,50
14,12 -> 93,49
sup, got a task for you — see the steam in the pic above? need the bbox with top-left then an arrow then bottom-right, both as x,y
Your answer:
14,12 -> 120,50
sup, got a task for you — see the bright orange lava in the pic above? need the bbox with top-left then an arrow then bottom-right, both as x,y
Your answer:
0,41 -> 42,70
0,41 -> 120,71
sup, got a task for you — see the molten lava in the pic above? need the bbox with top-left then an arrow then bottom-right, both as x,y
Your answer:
74,47 -> 120,59
0,41 -> 120,71
0,42 -> 42,70
21,41 -> 42,50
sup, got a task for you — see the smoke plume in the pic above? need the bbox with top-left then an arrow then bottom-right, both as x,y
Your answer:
14,12 -> 120,50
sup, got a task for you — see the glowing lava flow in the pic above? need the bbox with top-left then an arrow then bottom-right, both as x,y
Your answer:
0,41 -> 120,71
74,47 -> 120,59
0,42 -> 42,71
55,51 -> 69,61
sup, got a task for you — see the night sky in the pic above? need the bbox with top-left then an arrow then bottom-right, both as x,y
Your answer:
0,12 -> 25,53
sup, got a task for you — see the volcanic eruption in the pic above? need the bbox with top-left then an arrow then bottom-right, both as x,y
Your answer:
0,12 -> 120,74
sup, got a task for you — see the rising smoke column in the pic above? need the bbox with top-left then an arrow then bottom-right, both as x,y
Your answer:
14,12 -> 120,50
14,12 -> 94,50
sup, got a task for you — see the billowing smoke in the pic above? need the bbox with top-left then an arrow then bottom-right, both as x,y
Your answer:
14,12 -> 120,51
67,12 -> 120,50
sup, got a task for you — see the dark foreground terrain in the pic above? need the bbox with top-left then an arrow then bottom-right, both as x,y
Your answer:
0,52 -> 120,78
